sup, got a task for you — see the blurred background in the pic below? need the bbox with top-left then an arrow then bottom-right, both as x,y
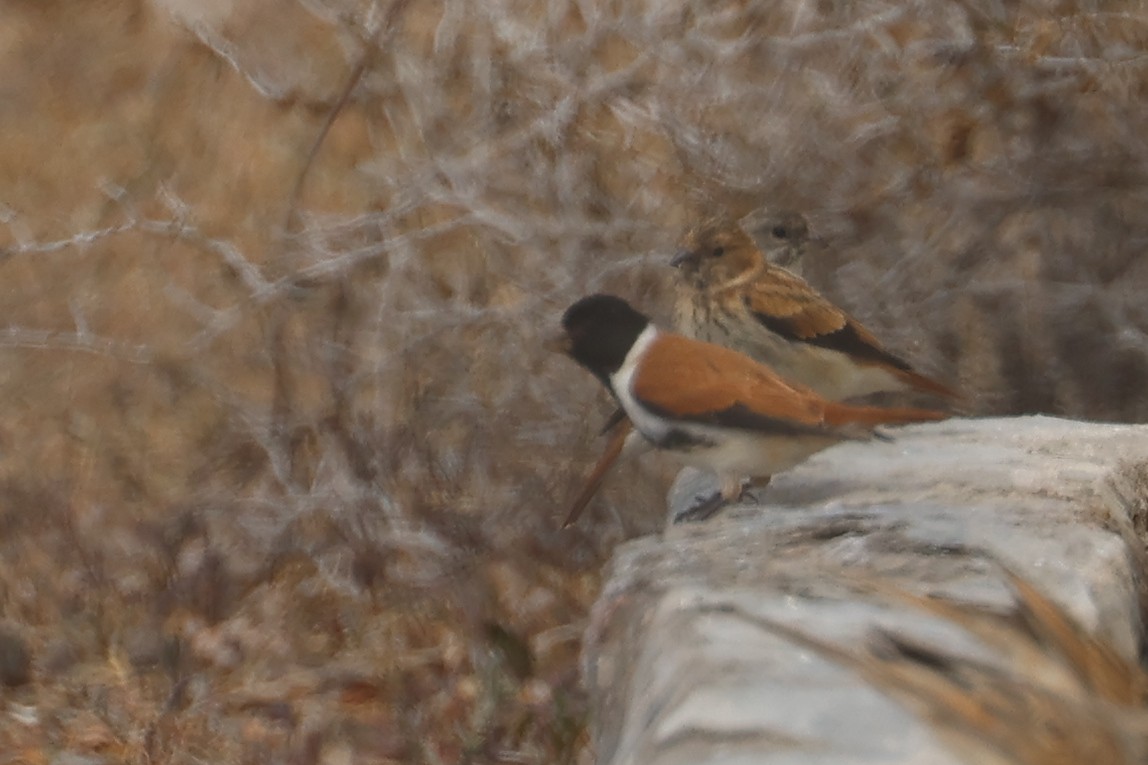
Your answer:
1,0 -> 1147,762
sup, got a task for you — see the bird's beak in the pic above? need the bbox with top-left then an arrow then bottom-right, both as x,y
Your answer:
544,331 -> 572,355
671,250 -> 696,269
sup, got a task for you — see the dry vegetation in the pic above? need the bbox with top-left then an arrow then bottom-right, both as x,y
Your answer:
1,0 -> 1148,762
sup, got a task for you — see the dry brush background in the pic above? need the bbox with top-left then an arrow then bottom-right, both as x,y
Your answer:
1,0 -> 1147,762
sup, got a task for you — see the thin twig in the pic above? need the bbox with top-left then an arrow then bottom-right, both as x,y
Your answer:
283,0 -> 416,233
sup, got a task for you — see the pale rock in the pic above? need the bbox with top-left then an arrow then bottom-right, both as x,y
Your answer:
583,416 -> 1148,765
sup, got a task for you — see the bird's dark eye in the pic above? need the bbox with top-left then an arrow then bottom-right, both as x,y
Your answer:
710,246 -> 725,258
771,225 -> 789,239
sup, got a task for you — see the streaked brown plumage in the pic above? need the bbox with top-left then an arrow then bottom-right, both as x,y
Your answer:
674,215 -> 956,402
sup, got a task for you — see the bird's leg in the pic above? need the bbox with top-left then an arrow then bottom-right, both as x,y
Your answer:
742,474 -> 772,503
721,474 -> 749,502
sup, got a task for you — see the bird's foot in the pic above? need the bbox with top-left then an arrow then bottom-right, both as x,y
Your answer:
672,475 -> 772,524
740,474 -> 773,504
673,491 -> 728,523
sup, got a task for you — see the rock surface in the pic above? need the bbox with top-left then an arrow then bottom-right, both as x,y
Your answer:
582,416 -> 1148,765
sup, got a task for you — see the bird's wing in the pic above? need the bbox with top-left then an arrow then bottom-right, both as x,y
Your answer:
630,333 -> 834,435
631,333 -> 947,435
741,266 -> 915,372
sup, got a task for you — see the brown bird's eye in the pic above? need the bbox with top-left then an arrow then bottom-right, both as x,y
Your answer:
710,246 -> 725,258
771,225 -> 789,239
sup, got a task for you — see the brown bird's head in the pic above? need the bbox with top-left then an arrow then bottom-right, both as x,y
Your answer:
672,218 -> 762,289
673,212 -> 810,289
557,294 -> 650,386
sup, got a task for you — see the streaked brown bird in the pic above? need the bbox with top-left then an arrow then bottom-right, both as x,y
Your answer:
555,294 -> 947,521
674,214 -> 955,402
561,213 -> 956,527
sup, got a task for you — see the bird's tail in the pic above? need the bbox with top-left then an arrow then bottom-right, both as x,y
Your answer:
893,368 -> 960,401
825,403 -> 949,433
561,419 -> 632,528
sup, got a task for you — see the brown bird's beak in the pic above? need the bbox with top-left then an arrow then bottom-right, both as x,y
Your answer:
544,330 -> 572,355
670,249 -> 697,269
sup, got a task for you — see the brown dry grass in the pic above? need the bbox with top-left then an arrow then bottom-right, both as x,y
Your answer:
1,0 -> 1148,762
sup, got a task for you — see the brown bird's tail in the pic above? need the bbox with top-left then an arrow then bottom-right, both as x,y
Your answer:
824,402 -> 950,431
892,368 -> 960,401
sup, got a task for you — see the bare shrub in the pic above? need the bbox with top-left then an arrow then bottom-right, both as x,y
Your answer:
2,0 -> 1148,761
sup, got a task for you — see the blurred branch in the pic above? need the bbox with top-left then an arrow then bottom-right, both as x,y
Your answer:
284,0 -> 415,233
0,221 -> 139,257
0,327 -> 156,364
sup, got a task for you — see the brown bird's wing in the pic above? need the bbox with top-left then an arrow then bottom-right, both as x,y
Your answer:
742,266 -> 912,369
741,266 -> 958,399
631,333 -> 838,436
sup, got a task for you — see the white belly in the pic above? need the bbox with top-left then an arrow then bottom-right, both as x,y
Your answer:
666,426 -> 842,481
